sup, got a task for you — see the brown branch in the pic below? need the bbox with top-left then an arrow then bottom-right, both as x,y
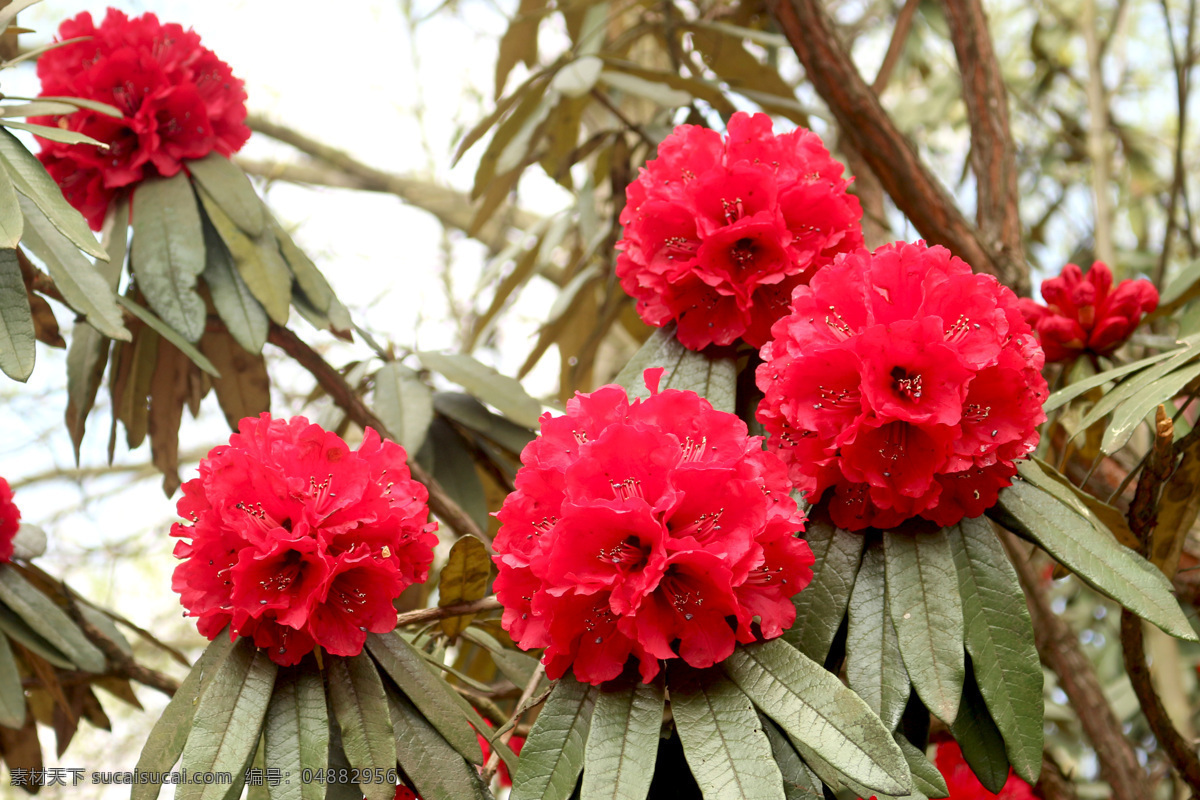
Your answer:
394,596 -> 502,628
243,115 -> 543,256
768,0 -> 1028,293
942,0 -> 1027,289
266,324 -> 489,543
1036,753 -> 1079,800
482,660 -> 545,784
1002,532 -> 1150,800
1154,0 -> 1197,288
872,0 -> 921,94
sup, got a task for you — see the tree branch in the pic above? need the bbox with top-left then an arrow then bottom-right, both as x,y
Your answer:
872,0 -> 921,94
62,587 -> 181,698
942,0 -> 1027,288
768,0 -> 1029,293
266,324 -> 489,543
1002,532 -> 1150,800
394,596 -> 502,628
1154,0 -> 1197,287
1082,0 -> 1115,265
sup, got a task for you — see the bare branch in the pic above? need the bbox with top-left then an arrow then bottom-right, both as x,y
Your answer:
1154,0 -> 1197,287
1082,0 -> 1115,265
872,0 -> 921,94
394,596 -> 502,628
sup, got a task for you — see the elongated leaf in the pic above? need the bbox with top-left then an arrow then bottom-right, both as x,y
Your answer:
387,690 -> 490,800
0,602 -> 73,669
612,323 -> 737,413
846,543 -> 909,732
2,96 -> 122,118
0,565 -> 104,672
761,717 -> 823,800
201,329 -> 270,428
328,655 -> 396,800
671,666 -> 785,800
992,479 -> 1199,640
17,195 -> 127,340
178,638 -> 277,800
884,529 -> 965,725
894,735 -> 947,799
116,295 -> 220,377
0,0 -> 41,34
187,153 -> 265,237
131,633 -> 237,800
202,215 -> 268,353
274,220 -> 335,315
374,362 -> 434,455
434,392 -> 534,454
0,127 -> 106,259
198,187 -> 291,324
1070,338 -> 1200,436
460,628 -> 548,696
723,640 -> 910,795
949,518 -> 1042,783
418,350 -> 542,427
512,674 -> 596,800
0,629 -> 25,728
1102,361 -> 1200,453
581,680 -> 663,800
130,173 -> 207,342
1,118 -> 105,146
65,320 -> 110,458
783,518 -> 863,662
264,667 -> 327,800
947,670 -> 1009,795
1044,346 -> 1184,411
420,417 -> 489,531
0,164 -> 22,248
0,247 -> 33,380
366,631 -> 484,763
438,536 -> 492,638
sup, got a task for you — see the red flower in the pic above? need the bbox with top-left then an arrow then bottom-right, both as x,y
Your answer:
756,242 -> 1047,531
392,788 -> 419,800
1018,261 -> 1158,363
935,741 -> 1036,800
33,9 -> 251,229
171,414 -> 438,666
493,370 -> 813,685
616,112 -> 863,350
0,479 -> 19,563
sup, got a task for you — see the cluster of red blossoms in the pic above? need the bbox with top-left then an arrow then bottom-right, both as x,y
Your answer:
492,370 -> 814,685
1019,261 -> 1158,363
756,242 -> 1048,531
0,478 -> 19,563
616,112 -> 863,350
34,9 -> 251,229
861,742 -> 1034,800
171,415 -> 437,666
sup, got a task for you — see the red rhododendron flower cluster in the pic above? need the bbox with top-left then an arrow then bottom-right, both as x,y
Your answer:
493,369 -> 814,685
34,9 -> 251,229
1018,261 -> 1159,363
171,414 -> 437,666
616,112 -> 863,350
756,242 -> 1047,531
0,478 -> 19,563
935,741 -> 1036,800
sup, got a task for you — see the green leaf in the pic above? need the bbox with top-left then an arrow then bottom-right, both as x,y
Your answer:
274,220 -> 335,316
198,186 -> 291,325
1102,360 -> 1200,453
438,536 -> 492,638
387,690 -> 490,800
599,70 -> 691,106
0,601 -> 73,669
3,95 -> 123,119
894,735 -> 947,799
783,517 -> 863,662
884,528 -> 965,725
99,195 -> 128,286
0,247 -> 33,380
202,216 -> 268,353
374,362 -> 434,456
420,417 -> 489,532
131,633 -> 238,800
1044,345 -> 1187,412
434,392 -> 534,454
187,153 -> 265,237
949,518 -> 1042,783
671,666 -> 785,800
0,629 -> 26,728
0,127 -> 106,259
761,717 -> 824,800
264,668 -> 327,800
722,640 -> 910,795
947,670 -> 1010,795
0,118 -> 104,146
992,478 -> 1199,641
0,163 -> 22,248
17,195 -> 127,341
366,631 -> 484,763
0,564 -> 105,672
581,680 -> 663,800
115,295 -> 220,377
65,320 -> 111,459
328,655 -> 396,800
130,173 -> 207,342
612,323 -> 737,413
846,542 -> 909,732
460,628 -> 548,696
418,350 -> 542,427
178,638 -> 277,800
1069,337 -> 1200,436
512,674 -> 597,800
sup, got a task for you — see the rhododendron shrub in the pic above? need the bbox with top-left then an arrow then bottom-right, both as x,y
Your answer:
492,369 -> 814,685
757,241 -> 1048,531
0,478 -> 19,563
171,414 -> 437,666
34,9 -> 251,228
1019,261 -> 1159,363
616,112 -> 863,350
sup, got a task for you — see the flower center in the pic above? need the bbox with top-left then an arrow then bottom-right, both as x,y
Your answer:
662,569 -> 703,621
596,536 -> 651,569
890,366 -> 923,401
259,550 -> 304,593
730,237 -> 756,268
671,509 -> 723,543
609,478 -> 643,501
720,197 -> 745,224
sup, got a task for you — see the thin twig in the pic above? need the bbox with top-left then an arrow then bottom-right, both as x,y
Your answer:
481,662 -> 545,784
1082,0 -> 1115,265
394,596 -> 502,628
1154,0 -> 1197,288
871,0 -> 921,93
